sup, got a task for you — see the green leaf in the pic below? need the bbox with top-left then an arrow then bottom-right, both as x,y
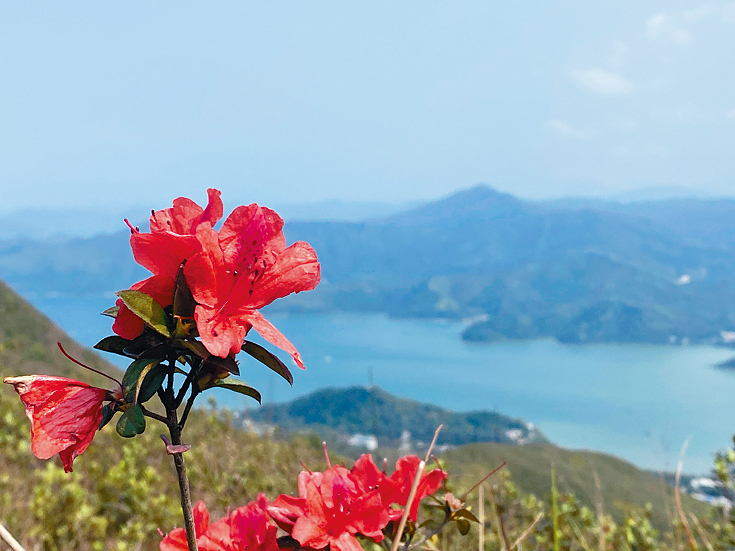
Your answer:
134,361 -> 167,404
180,340 -> 211,360
123,332 -> 164,358
98,403 -> 115,430
116,405 -> 146,437
205,354 -> 240,376
116,289 -> 171,338
101,305 -> 119,318
241,340 -> 293,386
452,509 -> 479,523
122,358 -> 164,403
94,336 -> 132,357
212,377 -> 262,403
455,518 -> 471,536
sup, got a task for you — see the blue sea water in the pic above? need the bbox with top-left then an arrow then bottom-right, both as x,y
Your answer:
25,294 -> 735,474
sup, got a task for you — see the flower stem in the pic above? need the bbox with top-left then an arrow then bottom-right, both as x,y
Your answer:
163,352 -> 198,551
168,412 -> 198,551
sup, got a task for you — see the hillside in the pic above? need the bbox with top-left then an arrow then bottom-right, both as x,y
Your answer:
0,277 -> 329,550
244,385 -> 545,447
443,442 -> 710,528
243,385 -> 708,529
0,278 -> 120,384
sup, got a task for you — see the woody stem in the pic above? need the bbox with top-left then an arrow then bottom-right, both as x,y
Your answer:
167,406 -> 198,551
164,354 -> 197,551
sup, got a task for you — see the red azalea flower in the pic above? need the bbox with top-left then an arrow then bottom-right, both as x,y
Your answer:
3,375 -> 111,473
228,494 -> 280,551
351,454 -> 447,522
184,203 -> 320,366
150,188 -> 224,234
160,496 -> 279,551
113,189 -> 223,340
270,465 -> 389,551
160,500 -> 214,551
385,455 -> 448,522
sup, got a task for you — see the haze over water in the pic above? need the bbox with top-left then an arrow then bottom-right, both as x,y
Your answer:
30,295 -> 735,475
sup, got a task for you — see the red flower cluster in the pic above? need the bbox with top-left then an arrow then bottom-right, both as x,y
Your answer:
267,455 -> 447,551
160,495 -> 279,551
160,455 -> 447,551
114,189 -> 320,367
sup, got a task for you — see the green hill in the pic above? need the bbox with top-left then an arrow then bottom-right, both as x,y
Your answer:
0,278 -> 120,383
245,384 -> 710,528
442,442 -> 710,528
246,385 -> 546,447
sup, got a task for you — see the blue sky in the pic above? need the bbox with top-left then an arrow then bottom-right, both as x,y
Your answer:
1,1 -> 735,214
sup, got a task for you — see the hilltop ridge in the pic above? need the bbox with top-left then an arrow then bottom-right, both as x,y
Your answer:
245,385 -> 544,447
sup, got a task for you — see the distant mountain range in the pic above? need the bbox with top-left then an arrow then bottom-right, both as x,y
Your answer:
3,185 -> 735,346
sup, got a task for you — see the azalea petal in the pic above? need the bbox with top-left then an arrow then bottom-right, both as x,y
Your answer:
292,515 -> 330,550
131,232 -> 201,277
198,518 -> 231,551
185,227 -> 227,309
410,468 -> 448,521
111,297 -> 145,341
350,491 -> 389,539
218,204 -> 286,269
248,242 -> 321,309
194,304 -> 249,359
150,198 -> 200,234
199,188 -> 224,229
246,311 -> 305,369
150,188 -> 223,234
4,376 -> 107,472
192,501 -> 210,537
331,531 -> 368,551
230,494 -> 279,551
159,527 -> 188,551
320,465 -> 354,510
267,494 -> 305,533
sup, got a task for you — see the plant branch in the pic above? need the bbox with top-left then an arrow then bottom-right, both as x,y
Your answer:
179,388 -> 199,429
174,371 -> 194,409
140,405 -> 169,425
167,405 -> 198,551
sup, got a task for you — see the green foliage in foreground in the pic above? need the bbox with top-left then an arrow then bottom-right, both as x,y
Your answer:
442,442 -> 711,529
0,394 -> 326,550
0,386 -> 731,551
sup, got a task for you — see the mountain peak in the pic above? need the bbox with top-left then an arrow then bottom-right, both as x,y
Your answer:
375,184 -> 526,226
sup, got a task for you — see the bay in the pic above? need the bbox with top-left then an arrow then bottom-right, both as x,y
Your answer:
26,293 -> 735,474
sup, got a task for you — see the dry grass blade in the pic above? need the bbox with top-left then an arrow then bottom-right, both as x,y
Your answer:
479,483 -> 485,551
489,485 -> 510,551
0,522 -> 27,551
390,425 -> 443,551
688,512 -> 715,551
593,471 -> 606,551
509,512 -> 543,551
